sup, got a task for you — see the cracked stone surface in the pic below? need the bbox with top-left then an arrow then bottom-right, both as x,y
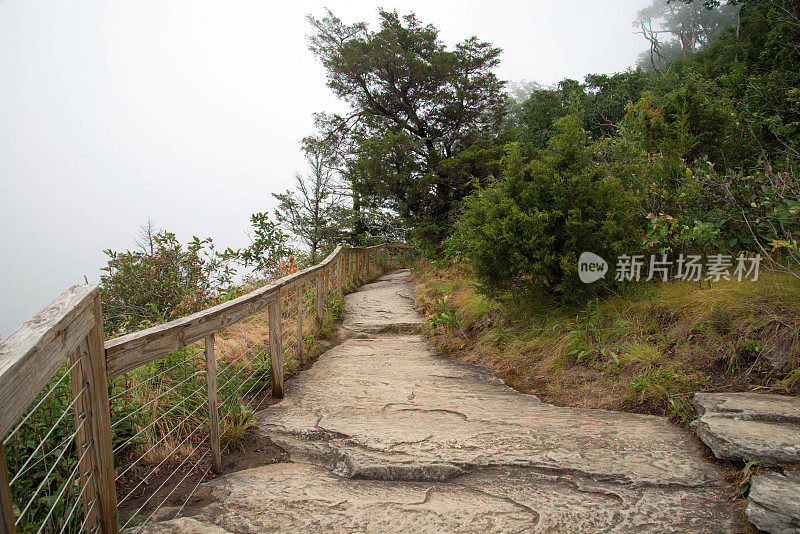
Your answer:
745,471 -> 800,534
138,269 -> 735,533
342,270 -> 425,333
691,392 -> 800,467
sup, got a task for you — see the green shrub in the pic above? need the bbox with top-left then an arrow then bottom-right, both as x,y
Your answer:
459,111 -> 639,300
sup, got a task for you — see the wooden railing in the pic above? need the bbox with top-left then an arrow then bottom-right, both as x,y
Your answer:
0,243 -> 417,534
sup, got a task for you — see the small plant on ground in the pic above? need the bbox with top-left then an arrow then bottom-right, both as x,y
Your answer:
427,297 -> 464,332
735,461 -> 762,498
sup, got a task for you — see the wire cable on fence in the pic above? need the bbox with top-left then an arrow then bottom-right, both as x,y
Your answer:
8,384 -> 86,487
123,441 -> 210,530
172,460 -> 213,520
14,415 -> 88,524
117,421 -> 209,510
112,379 -> 209,455
130,444 -> 211,532
115,395 -> 209,486
10,407 -> 90,484
111,355 -> 195,401
110,369 -> 203,431
215,344 -> 270,394
57,468 -> 93,534
76,498 -> 98,534
216,352 -> 271,410
32,436 -> 92,534
2,357 -> 81,446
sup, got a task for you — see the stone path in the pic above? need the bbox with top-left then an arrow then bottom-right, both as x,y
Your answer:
139,270 -> 735,533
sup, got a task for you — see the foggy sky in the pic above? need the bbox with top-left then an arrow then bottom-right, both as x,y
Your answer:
0,0 -> 651,336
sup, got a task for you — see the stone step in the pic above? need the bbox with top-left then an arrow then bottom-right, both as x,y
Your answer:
691,392 -> 800,467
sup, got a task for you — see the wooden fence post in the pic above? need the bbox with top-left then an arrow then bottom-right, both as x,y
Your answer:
315,274 -> 324,326
268,299 -> 284,398
337,255 -> 343,293
366,250 -> 370,274
297,288 -> 303,361
72,296 -> 118,534
203,335 -> 222,474
403,247 -> 407,266
0,443 -> 15,534
70,339 -> 100,532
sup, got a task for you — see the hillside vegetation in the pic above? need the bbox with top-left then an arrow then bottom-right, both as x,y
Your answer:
415,261 -> 800,424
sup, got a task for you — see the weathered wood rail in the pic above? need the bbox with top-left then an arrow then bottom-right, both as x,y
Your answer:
0,243 -> 416,533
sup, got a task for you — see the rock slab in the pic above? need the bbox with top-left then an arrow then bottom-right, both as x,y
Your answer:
691,392 -> 800,467
342,271 -> 425,333
746,471 -> 800,534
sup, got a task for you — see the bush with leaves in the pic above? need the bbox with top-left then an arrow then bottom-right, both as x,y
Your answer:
459,111 -> 640,300
222,212 -> 294,277
101,230 -> 235,336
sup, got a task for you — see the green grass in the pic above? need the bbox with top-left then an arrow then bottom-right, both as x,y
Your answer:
413,259 -> 800,424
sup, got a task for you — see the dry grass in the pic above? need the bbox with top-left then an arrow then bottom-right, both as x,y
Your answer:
118,255 -> 405,469
413,259 -> 800,424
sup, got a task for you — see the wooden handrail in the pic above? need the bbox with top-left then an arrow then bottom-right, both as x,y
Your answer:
0,285 -> 118,533
103,243 -> 416,378
104,245 -> 342,377
0,285 -> 98,439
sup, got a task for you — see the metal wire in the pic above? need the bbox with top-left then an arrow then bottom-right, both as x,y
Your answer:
117,419 -> 208,507
112,379 -> 209,454
217,333 -> 277,414
11,407 -> 90,483
57,469 -> 93,534
110,369 -> 203,430
15,416 -> 87,523
215,342 -> 269,393
217,351 -> 271,409
33,438 -> 92,534
2,357 -> 80,445
111,355 -> 195,401
227,363 -> 273,409
172,460 -> 213,520
115,396 -> 208,485
132,446 -> 211,532
76,498 -> 97,534
8,384 -> 86,487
